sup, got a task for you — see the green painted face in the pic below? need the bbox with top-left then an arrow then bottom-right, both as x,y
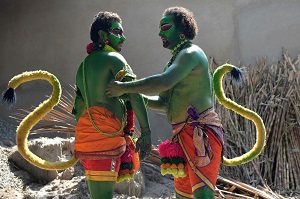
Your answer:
159,14 -> 182,50
108,21 -> 126,52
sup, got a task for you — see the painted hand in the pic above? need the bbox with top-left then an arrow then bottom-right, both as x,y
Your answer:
106,81 -> 125,97
135,134 -> 151,161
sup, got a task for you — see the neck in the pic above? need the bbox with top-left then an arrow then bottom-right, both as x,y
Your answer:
86,43 -> 117,54
167,39 -> 190,67
170,39 -> 189,55
103,44 -> 117,52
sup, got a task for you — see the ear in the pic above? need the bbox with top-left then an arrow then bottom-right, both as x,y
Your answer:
98,30 -> 108,41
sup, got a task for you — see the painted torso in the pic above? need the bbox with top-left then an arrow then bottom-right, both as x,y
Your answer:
161,44 -> 213,124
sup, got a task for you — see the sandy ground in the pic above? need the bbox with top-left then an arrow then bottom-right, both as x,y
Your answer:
0,118 -> 176,199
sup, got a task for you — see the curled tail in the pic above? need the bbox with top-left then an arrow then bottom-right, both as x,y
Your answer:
213,64 -> 266,166
2,70 -> 78,170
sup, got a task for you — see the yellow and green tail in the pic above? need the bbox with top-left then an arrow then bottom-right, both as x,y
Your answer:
2,70 -> 78,170
213,64 -> 266,166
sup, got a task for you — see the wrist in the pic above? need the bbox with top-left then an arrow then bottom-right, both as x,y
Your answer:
140,126 -> 151,136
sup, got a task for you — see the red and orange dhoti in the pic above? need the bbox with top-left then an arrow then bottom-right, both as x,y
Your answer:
160,106 -> 224,198
74,106 -> 126,182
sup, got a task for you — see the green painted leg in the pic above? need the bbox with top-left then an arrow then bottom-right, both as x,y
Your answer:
87,180 -> 115,199
193,187 -> 215,199
175,187 -> 215,199
176,194 -> 187,199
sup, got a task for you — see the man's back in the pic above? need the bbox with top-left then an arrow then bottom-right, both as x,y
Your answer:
76,51 -> 126,121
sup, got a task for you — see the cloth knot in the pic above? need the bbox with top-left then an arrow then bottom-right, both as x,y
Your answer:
187,107 -> 200,126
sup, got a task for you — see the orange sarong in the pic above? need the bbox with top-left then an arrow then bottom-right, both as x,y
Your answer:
74,106 -> 126,159
74,106 -> 126,182
172,107 -> 224,198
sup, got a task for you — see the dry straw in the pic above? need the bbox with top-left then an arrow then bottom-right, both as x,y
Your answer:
211,50 -> 300,193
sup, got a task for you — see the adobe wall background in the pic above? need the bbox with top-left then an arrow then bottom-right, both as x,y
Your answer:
1,0 -> 299,144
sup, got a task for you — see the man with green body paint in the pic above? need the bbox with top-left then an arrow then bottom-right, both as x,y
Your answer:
107,7 -> 225,199
72,11 -> 151,199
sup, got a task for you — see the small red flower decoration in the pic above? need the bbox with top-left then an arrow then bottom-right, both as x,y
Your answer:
86,43 -> 96,54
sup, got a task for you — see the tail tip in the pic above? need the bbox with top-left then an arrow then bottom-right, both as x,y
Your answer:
2,88 -> 16,108
230,66 -> 244,83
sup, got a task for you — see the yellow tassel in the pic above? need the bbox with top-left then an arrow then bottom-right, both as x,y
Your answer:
177,169 -> 186,178
161,169 -> 168,176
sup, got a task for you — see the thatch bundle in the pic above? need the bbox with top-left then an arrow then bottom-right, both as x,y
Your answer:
211,51 -> 300,193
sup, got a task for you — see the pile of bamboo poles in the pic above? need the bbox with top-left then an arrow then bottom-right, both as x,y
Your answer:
210,50 -> 300,193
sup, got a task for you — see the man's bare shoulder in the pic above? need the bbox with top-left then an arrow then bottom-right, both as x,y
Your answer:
185,44 -> 205,56
86,51 -> 127,66
177,44 -> 208,66
106,52 -> 127,65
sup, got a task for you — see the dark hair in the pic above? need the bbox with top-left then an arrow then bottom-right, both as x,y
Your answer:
163,7 -> 198,40
90,11 -> 122,43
